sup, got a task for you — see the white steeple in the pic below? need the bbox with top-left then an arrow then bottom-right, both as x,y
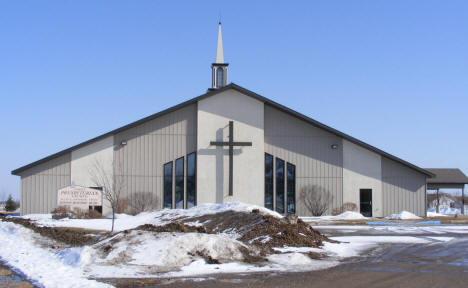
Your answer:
216,22 -> 224,63
210,22 -> 228,90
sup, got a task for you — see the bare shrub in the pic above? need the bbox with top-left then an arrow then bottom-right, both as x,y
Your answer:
71,207 -> 88,219
52,206 -> 102,219
86,209 -> 103,219
52,206 -> 71,220
299,185 -> 333,216
116,198 -> 130,214
332,202 -> 358,216
90,159 -> 126,232
131,192 -> 159,214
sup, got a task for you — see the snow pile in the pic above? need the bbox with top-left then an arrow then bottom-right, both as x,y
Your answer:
0,219 -> 337,281
267,252 -> 325,267
333,211 -> 366,220
427,207 -> 461,216
427,211 -> 448,217
5,202 -> 332,280
386,211 -> 421,220
0,221 -> 111,288
23,202 -> 282,232
86,231 -> 248,277
300,211 -> 367,222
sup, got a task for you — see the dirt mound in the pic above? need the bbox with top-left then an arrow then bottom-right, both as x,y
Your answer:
0,216 -> 104,246
240,215 -> 329,250
2,209 -> 331,254
182,210 -> 331,253
134,222 -> 209,234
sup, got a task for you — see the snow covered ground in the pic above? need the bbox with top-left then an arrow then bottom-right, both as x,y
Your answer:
23,202 -> 282,232
313,224 -> 468,235
0,221 -> 111,288
300,211 -> 367,222
4,218 -> 463,287
2,203 -> 468,287
427,207 -> 465,216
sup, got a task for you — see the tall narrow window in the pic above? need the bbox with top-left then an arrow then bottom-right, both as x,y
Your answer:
287,163 -> 296,214
186,152 -> 196,209
265,153 -> 274,210
163,162 -> 173,209
276,158 -> 285,214
216,67 -> 223,87
175,157 -> 184,209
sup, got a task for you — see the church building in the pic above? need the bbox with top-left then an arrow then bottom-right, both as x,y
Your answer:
12,23 -> 433,217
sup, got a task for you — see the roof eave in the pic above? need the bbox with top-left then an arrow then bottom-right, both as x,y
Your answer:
12,83 -> 434,178
11,85 -> 238,176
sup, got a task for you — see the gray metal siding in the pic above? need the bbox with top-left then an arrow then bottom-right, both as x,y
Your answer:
381,156 -> 426,217
19,153 -> 71,215
113,103 -> 197,209
264,105 -> 343,216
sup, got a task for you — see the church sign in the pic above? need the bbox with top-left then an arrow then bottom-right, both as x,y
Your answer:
57,186 -> 102,209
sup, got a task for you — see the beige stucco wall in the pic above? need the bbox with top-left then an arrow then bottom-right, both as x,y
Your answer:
197,89 -> 265,206
71,136 -> 114,215
343,139 -> 383,217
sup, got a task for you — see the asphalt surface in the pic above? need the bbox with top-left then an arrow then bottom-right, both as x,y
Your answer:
0,262 -> 34,288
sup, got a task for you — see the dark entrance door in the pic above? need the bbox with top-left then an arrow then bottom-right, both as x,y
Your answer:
360,189 -> 372,217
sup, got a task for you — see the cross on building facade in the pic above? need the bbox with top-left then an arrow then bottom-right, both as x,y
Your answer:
210,121 -> 252,196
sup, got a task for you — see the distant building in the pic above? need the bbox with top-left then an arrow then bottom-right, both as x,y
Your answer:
12,23 -> 433,217
428,194 -> 459,210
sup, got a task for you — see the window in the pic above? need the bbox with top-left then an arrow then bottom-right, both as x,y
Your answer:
265,154 -> 274,210
265,154 -> 296,214
175,157 -> 184,209
287,163 -> 296,214
163,162 -> 173,208
216,67 -> 223,87
163,153 -> 197,210
186,153 -> 196,209
276,158 -> 285,214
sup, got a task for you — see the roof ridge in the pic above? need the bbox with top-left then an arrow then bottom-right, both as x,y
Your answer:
12,83 -> 434,177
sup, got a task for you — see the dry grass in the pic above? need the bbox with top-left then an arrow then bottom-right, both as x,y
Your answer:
0,268 -> 12,276
0,282 -> 34,288
0,216 -> 108,246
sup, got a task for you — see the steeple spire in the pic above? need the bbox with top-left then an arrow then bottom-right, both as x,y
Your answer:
210,22 -> 229,90
216,22 -> 224,63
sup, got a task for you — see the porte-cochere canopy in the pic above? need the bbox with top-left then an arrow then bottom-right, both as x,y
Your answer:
425,168 -> 468,215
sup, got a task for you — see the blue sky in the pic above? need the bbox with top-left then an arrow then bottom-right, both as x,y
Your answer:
1,0 -> 467,199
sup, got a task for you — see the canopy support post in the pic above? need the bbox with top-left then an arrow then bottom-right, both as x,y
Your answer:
462,187 -> 465,215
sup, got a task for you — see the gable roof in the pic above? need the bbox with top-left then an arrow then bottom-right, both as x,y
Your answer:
12,83 -> 434,177
425,168 -> 468,184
